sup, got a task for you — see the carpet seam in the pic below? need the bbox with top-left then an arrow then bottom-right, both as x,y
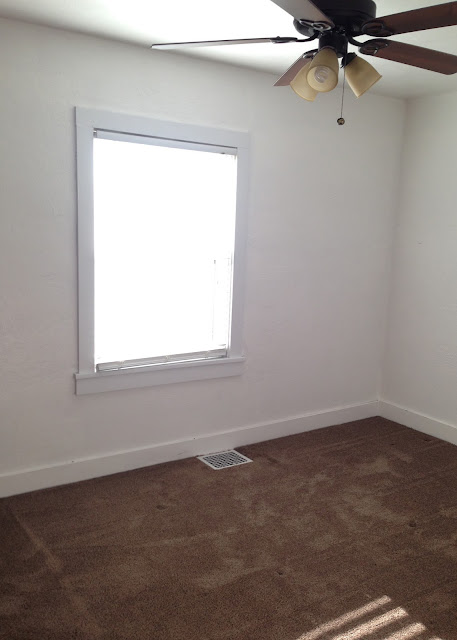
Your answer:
9,508 -> 106,639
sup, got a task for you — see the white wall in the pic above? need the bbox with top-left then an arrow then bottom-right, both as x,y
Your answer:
0,18 -> 405,495
382,91 -> 457,436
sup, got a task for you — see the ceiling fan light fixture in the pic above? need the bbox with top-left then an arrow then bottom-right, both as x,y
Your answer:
290,59 -> 318,101
344,54 -> 382,98
306,47 -> 339,92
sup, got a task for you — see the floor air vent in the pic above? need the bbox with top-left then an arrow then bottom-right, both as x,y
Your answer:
198,450 -> 252,470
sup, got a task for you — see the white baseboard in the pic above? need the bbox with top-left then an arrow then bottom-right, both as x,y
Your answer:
378,400 -> 457,446
0,400 -> 378,497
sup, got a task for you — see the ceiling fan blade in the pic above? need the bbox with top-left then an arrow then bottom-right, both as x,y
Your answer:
359,39 -> 457,75
274,53 -> 314,85
269,0 -> 334,27
363,2 -> 457,37
151,37 -> 299,49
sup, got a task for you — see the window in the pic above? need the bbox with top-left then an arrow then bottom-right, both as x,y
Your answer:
75,108 -> 249,394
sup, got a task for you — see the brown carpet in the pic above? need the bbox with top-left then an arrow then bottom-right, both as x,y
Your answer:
1,417 -> 457,640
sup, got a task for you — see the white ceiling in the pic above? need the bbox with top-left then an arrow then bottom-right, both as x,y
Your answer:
1,0 -> 457,98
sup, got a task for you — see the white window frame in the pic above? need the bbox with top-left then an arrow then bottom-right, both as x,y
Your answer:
74,107 -> 249,395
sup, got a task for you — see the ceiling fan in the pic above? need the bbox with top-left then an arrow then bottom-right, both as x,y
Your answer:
151,0 -> 457,104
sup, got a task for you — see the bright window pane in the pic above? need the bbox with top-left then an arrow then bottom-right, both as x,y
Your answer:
93,137 -> 237,364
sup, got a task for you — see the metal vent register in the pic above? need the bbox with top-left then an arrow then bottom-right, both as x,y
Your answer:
198,450 -> 252,470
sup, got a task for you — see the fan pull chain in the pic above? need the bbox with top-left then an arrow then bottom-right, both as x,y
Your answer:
337,64 -> 346,126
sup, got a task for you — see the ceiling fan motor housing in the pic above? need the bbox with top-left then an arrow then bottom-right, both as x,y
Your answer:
296,0 -> 377,35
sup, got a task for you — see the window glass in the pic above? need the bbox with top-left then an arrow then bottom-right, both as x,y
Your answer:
93,137 -> 237,365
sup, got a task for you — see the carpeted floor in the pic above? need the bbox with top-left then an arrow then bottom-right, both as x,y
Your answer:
2,417 -> 457,640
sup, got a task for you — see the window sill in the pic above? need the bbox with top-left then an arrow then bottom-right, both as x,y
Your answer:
75,356 -> 245,395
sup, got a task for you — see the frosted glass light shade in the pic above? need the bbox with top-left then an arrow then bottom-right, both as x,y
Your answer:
307,48 -> 339,93
290,60 -> 318,102
345,55 -> 382,98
